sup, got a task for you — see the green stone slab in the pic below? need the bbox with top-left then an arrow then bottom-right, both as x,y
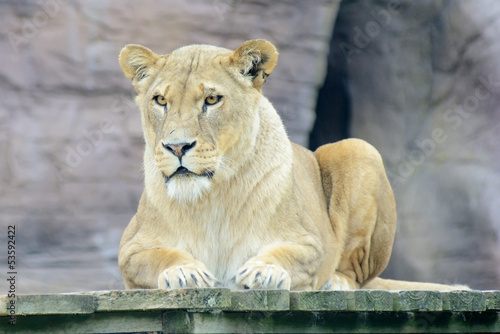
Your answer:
16,294 -> 94,315
0,311 -> 162,334
93,288 -> 231,311
230,289 -> 289,311
442,290 -> 486,312
0,295 -> 10,316
392,290 -> 442,311
290,290 -> 347,311
485,290 -> 500,311
349,290 -> 393,311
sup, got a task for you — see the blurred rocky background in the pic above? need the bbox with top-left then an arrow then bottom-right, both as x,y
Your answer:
313,0 -> 500,289
0,0 -> 498,294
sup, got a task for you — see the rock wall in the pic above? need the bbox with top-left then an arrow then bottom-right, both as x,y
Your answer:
314,0 -> 500,289
0,0 -> 339,293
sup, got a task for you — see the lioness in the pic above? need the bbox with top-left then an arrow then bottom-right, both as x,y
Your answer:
118,39 -> 465,291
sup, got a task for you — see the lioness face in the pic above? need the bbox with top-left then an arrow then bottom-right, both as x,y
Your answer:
141,47 -> 244,203
119,41 -> 278,202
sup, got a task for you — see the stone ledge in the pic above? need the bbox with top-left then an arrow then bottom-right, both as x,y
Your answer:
393,290 -> 442,311
290,290 -> 395,311
1,294 -> 94,316
230,289 -> 289,311
485,290 -> 500,310
442,290 -> 487,311
2,289 -> 500,315
1,289 -> 499,333
88,288 -> 231,312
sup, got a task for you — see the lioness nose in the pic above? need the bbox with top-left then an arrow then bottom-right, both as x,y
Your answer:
163,141 -> 197,158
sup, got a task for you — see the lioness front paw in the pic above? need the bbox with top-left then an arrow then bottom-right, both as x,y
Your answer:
157,262 -> 219,289
235,260 -> 291,290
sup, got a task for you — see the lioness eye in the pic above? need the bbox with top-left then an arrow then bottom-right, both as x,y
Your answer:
205,95 -> 221,106
154,95 -> 167,107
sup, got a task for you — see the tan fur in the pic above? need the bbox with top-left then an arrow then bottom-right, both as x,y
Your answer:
118,39 -> 467,291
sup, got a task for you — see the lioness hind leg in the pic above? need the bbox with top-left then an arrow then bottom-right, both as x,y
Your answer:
315,138 -> 397,289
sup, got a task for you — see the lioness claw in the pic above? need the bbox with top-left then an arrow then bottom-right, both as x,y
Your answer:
158,264 -> 219,289
235,261 -> 291,290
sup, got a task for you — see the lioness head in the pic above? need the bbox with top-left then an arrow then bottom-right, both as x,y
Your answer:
119,40 -> 279,203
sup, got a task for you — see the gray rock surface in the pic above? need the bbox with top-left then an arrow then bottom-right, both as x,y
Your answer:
326,0 -> 500,289
0,0 -> 339,293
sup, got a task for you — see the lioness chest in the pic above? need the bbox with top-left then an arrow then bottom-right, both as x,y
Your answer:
159,196 -> 281,287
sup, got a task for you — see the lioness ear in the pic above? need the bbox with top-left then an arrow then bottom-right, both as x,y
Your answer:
119,44 -> 161,89
228,39 -> 278,90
